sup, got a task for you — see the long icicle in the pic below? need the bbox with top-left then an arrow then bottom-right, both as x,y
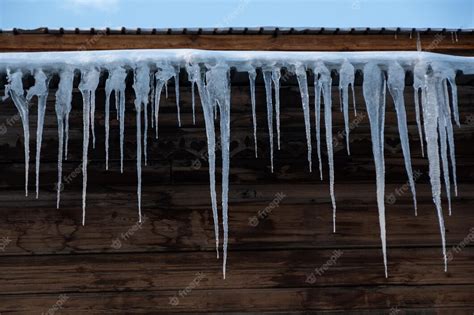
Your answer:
263,70 -> 274,172
191,82 -> 196,125
272,68 -> 281,150
150,72 -> 155,129
26,69 -> 50,199
175,66 -> 181,127
192,63 -> 220,260
206,63 -> 231,279
387,62 -> 418,214
443,80 -> 458,200
314,69 -> 323,180
105,67 -> 127,171
363,62 -> 388,277
78,67 -> 100,225
248,68 -> 258,157
438,90 -> 452,216
132,64 -> 151,223
415,61 -> 448,271
339,60 -> 355,155
295,64 -> 312,172
444,72 -> 459,197
55,68 -> 74,208
315,62 -> 336,232
413,85 -> 425,157
4,70 -> 30,196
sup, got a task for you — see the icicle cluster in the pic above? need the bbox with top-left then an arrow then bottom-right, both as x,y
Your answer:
1,49 -> 473,279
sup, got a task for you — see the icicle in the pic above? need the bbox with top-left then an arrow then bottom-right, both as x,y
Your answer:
3,70 -> 30,196
441,69 -> 460,197
174,66 -> 181,127
414,61 -> 448,271
26,69 -> 50,199
192,63 -> 220,260
444,69 -> 460,127
165,80 -> 169,98
186,64 -> 200,125
440,76 -> 457,210
90,74 -> 97,150
339,60 -> 355,155
191,82 -> 196,124
387,62 -> 418,214
206,63 -> 231,279
438,91 -> 452,216
413,84 -> 425,157
272,68 -> 281,150
132,64 -> 151,223
363,62 -> 388,277
263,70 -> 275,172
153,79 -> 164,139
149,72 -> 156,129
314,62 -> 336,232
104,67 -> 127,171
295,64 -> 312,172
154,64 -> 174,139
78,67 -> 100,225
314,69 -> 323,180
55,68 -> 74,208
416,32 -> 422,51
248,68 -> 258,157
443,79 -> 458,197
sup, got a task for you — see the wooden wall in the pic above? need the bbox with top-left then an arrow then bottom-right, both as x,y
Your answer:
0,34 -> 473,314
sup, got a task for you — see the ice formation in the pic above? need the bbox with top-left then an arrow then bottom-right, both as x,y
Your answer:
1,49 -> 473,278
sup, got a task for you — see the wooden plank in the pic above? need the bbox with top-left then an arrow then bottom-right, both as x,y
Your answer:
0,185 -> 472,255
0,248 -> 472,295
0,285 -> 473,313
1,33 -> 474,53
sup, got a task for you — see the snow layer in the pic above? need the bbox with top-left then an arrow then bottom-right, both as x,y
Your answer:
1,49 -> 473,279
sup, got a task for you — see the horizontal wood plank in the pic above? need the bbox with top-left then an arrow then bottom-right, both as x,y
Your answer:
1,34 -> 474,53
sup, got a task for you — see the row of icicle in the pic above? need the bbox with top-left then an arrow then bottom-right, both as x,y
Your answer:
2,58 -> 460,279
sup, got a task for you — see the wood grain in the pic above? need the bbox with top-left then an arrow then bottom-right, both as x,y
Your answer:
1,33 -> 474,53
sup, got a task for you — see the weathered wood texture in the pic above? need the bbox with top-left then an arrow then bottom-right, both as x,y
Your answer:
0,33 -> 473,53
0,52 -> 473,313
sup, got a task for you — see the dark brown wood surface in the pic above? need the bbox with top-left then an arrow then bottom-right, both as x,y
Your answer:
0,51 -> 473,313
0,33 -> 473,54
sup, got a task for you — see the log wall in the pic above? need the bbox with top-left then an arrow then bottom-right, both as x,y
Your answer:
0,33 -> 473,314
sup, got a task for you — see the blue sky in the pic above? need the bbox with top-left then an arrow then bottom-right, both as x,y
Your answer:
0,0 -> 473,29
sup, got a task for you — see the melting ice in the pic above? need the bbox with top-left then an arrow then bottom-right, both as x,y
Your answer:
1,49 -> 473,278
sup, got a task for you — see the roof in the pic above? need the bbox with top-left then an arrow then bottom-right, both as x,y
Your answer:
1,27 -> 473,53
2,27 -> 474,36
